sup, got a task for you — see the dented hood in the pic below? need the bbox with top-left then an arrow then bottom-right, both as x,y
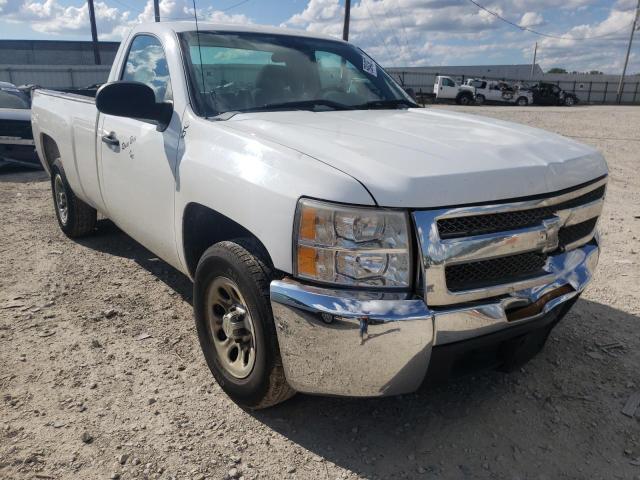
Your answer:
224,108 -> 608,207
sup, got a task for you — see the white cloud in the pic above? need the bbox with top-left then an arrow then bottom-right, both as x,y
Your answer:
1,0 -> 251,40
0,0 -> 637,74
282,0 -> 639,72
519,12 -> 544,28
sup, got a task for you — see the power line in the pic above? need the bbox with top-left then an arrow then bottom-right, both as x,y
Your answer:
378,0 -> 406,54
467,0 -> 634,41
220,0 -> 253,11
108,0 -> 253,18
362,0 -> 397,64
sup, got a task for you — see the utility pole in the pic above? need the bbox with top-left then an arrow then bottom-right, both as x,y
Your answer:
87,0 -> 101,65
616,0 -> 639,104
342,0 -> 351,41
154,0 -> 160,22
530,42 -> 538,81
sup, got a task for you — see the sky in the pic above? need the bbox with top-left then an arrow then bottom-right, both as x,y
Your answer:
0,0 -> 638,73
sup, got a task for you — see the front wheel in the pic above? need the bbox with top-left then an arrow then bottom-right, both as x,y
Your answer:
456,93 -> 473,105
475,94 -> 485,105
564,96 -> 575,106
516,96 -> 529,106
193,240 -> 295,409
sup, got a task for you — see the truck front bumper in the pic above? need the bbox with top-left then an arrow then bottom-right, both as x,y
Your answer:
269,240 -> 599,397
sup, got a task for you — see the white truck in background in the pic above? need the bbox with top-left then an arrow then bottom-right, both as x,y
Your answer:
433,75 -> 476,105
31,22 -> 607,409
465,78 -> 533,106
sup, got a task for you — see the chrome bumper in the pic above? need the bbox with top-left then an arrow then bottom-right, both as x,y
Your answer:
270,240 -> 599,397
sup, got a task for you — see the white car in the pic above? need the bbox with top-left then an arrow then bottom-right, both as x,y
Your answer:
31,22 -> 607,408
466,79 -> 533,106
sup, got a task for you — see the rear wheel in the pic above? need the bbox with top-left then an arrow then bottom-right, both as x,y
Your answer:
516,96 -> 528,106
193,240 -> 295,409
51,158 -> 96,237
564,96 -> 575,106
475,94 -> 485,105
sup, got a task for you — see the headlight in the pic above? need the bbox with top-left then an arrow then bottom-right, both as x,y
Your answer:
293,198 -> 412,288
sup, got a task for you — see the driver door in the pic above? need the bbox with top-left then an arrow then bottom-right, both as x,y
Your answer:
439,77 -> 458,99
99,34 -> 181,265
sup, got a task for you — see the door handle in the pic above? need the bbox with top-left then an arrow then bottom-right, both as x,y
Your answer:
101,132 -> 120,147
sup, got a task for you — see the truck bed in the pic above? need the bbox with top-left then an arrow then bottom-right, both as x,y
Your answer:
31,89 -> 103,211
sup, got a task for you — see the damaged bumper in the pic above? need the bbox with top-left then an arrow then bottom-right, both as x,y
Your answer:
269,240 -> 599,397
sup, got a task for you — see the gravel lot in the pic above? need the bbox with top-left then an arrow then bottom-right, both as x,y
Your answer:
1,105 -> 639,480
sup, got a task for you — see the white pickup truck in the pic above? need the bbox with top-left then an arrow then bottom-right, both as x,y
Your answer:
465,78 -> 533,106
433,75 -> 476,105
31,22 -> 607,409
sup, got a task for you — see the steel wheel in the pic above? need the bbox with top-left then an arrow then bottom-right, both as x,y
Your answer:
53,174 -> 69,225
206,276 -> 256,379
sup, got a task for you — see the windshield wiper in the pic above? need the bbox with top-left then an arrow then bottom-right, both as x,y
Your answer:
241,99 -> 355,113
355,98 -> 419,110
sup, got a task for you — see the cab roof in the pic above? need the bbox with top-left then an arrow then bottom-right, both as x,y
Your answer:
132,21 -> 346,44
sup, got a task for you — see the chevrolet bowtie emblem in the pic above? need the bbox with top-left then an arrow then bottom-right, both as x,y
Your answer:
541,217 -> 562,252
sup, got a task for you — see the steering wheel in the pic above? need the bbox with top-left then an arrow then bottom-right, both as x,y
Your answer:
319,86 -> 346,98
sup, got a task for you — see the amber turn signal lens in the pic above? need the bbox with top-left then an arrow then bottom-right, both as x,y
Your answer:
299,206 -> 317,241
297,245 -> 317,277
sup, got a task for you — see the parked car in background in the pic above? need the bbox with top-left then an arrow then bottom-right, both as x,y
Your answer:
531,82 -> 579,106
433,75 -> 475,105
32,22 -> 607,409
0,82 -> 39,169
465,79 -> 533,106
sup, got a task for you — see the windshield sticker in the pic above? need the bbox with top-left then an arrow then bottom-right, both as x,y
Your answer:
362,55 -> 377,77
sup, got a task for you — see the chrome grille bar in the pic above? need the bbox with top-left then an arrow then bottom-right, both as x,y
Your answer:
413,177 -> 607,306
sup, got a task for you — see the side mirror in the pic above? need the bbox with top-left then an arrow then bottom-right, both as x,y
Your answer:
96,81 -> 173,131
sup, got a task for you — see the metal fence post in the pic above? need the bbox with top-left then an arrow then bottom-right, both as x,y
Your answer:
634,81 -> 639,104
602,82 -> 608,104
7,68 -> 13,84
587,82 -> 592,103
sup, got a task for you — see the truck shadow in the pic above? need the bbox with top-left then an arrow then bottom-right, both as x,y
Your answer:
0,166 -> 47,183
76,218 -> 193,303
73,223 -> 639,478
247,299 -> 639,479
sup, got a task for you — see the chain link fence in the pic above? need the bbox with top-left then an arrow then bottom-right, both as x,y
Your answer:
386,69 -> 640,105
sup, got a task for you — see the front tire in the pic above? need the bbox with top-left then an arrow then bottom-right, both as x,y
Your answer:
456,93 -> 473,105
475,94 -> 485,105
51,158 -> 96,237
516,96 -> 528,106
564,96 -> 575,106
193,240 -> 294,409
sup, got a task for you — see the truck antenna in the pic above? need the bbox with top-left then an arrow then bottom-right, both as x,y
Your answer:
192,0 -> 207,118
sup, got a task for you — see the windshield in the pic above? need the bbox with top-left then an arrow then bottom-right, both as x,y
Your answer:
0,88 -> 30,109
179,31 -> 415,117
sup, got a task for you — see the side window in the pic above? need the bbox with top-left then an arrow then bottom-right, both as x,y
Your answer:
442,78 -> 455,87
122,35 -> 173,102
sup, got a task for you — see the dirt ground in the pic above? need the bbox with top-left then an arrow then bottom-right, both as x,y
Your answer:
1,105 -> 639,480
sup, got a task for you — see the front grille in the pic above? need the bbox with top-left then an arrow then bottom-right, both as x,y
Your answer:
559,218 -> 598,249
0,120 -> 33,140
446,252 -> 548,292
438,185 -> 605,239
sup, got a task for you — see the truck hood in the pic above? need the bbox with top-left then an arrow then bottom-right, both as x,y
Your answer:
224,108 -> 607,208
